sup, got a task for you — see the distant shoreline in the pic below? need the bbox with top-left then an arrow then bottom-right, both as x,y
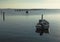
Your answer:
0,9 -> 60,11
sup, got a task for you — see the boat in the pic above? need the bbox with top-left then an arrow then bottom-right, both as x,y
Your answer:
26,11 -> 28,13
36,14 -> 49,30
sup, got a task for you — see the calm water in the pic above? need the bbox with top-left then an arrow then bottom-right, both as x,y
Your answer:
0,9 -> 60,42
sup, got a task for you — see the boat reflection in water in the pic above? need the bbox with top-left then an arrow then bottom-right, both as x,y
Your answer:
35,14 -> 49,36
35,28 -> 49,36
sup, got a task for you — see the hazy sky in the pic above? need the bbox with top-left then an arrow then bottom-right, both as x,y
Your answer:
0,0 -> 60,9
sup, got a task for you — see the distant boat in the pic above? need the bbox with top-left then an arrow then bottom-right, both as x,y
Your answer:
26,11 -> 28,13
36,14 -> 49,30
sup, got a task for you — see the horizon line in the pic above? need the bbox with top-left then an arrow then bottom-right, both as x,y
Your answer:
0,8 -> 60,9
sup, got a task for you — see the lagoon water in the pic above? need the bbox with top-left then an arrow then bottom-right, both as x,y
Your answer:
0,9 -> 60,42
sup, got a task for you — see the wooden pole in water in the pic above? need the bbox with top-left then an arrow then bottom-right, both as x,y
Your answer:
3,12 -> 5,21
41,14 -> 43,20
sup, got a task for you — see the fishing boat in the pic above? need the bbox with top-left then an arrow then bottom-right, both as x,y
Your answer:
36,14 -> 49,30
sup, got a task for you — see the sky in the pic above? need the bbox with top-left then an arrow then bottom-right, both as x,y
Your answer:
0,0 -> 60,9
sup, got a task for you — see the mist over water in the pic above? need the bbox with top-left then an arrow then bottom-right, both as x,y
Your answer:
0,9 -> 60,42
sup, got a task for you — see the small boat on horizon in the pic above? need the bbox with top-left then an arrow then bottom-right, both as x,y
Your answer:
26,11 -> 28,13
36,14 -> 49,30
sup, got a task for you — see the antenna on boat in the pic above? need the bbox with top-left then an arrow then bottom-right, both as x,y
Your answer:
41,14 -> 43,20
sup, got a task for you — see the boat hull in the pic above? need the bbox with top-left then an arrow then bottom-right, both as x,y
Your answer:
36,24 -> 49,30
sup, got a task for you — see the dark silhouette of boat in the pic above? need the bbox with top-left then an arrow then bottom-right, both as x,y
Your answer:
26,11 -> 28,13
36,14 -> 49,30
